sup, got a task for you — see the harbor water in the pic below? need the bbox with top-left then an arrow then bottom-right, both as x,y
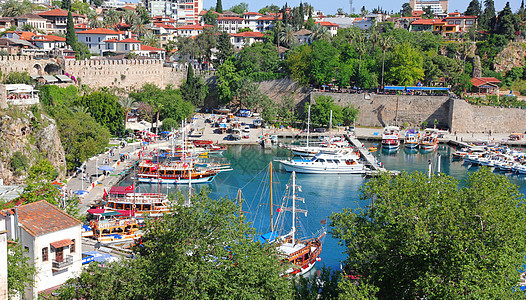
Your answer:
121,142 -> 526,272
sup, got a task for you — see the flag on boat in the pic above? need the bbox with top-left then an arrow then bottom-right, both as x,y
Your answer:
125,184 -> 134,191
103,189 -> 108,201
320,219 -> 327,225
151,165 -> 158,171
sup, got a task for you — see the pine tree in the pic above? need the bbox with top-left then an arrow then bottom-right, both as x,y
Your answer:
464,0 -> 482,17
66,11 -> 77,48
481,0 -> 496,31
518,0 -> 525,16
215,0 -> 223,14
61,0 -> 71,11
495,2 -> 515,38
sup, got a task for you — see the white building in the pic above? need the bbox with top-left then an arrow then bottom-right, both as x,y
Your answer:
175,24 -> 211,37
0,201 -> 82,299
315,21 -> 339,36
76,28 -> 124,55
230,31 -> 265,49
101,0 -> 126,9
15,13 -> 48,32
0,229 -> 7,300
31,35 -> 66,50
241,12 -> 262,32
409,0 -> 448,14
145,0 -> 203,25
37,8 -> 85,34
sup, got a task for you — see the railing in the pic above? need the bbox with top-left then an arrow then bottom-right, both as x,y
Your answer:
52,255 -> 73,270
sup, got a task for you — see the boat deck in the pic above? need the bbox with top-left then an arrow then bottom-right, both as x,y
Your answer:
344,134 -> 386,172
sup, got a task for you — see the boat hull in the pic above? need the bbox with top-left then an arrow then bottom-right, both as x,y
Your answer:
280,161 -> 366,174
137,174 -> 217,184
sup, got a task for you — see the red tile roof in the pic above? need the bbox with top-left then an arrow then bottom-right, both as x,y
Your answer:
154,23 -> 177,30
140,44 -> 165,51
7,31 -> 35,40
104,38 -> 118,42
76,28 -> 121,34
38,8 -> 83,18
74,23 -> 89,29
471,77 -> 501,87
257,16 -> 280,21
217,17 -> 244,21
231,31 -> 265,37
122,5 -> 136,10
316,21 -> 339,27
243,12 -> 262,15
4,201 -> 81,237
444,15 -> 478,20
412,11 -> 424,17
50,239 -> 74,249
32,35 -> 66,42
176,24 -> 211,30
411,19 -> 440,25
117,37 -> 140,43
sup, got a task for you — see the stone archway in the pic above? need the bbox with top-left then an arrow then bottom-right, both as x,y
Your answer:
44,63 -> 61,75
33,63 -> 43,76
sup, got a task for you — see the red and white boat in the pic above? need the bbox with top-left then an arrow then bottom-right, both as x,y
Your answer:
382,126 -> 400,150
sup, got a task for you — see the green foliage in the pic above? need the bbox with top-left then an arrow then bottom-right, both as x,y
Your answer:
71,0 -> 90,14
276,96 -> 296,126
0,0 -> 34,17
293,266 -> 341,299
465,0 -> 482,16
495,2 -> 516,38
65,11 -> 76,48
160,117 -> 178,131
61,0 -> 70,10
233,42 -> 282,80
2,71 -> 31,84
201,9 -> 218,25
217,59 -> 242,104
215,0 -> 222,13
480,0 -> 496,31
330,169 -> 526,299
310,95 -> 343,127
8,241 -> 36,299
9,151 -> 28,175
475,33 -> 508,69
258,4 -> 280,14
129,84 -> 194,123
180,64 -> 208,107
342,104 -> 359,126
18,159 -> 60,205
74,91 -> 124,136
386,43 -> 424,86
400,3 -> 412,17
466,94 -> 525,108
229,2 -> 248,15
56,191 -> 293,299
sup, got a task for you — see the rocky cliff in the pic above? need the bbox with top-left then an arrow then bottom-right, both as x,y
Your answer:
494,42 -> 526,73
0,107 -> 66,185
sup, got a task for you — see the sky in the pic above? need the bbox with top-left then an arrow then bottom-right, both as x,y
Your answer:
203,0 -> 521,16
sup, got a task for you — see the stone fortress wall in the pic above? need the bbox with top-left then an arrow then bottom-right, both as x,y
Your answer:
0,56 -> 186,89
311,92 -> 526,134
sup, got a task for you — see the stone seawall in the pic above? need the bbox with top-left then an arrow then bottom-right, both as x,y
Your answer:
258,78 -> 311,108
64,59 -> 185,89
311,92 -> 526,134
311,92 -> 451,129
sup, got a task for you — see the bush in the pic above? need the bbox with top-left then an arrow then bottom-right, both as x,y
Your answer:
10,151 -> 28,175
161,118 -> 178,131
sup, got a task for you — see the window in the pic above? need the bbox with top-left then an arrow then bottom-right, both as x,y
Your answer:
98,37 -> 101,42
70,240 -> 75,253
42,247 -> 48,261
455,20 -> 461,25
448,21 -> 454,24
466,20 -> 473,25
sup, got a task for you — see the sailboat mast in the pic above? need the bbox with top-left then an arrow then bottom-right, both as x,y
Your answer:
238,189 -> 242,225
329,110 -> 333,146
306,105 -> 311,148
292,171 -> 296,243
270,162 -> 274,232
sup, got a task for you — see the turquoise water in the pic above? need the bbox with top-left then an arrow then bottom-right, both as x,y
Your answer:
123,143 -> 526,271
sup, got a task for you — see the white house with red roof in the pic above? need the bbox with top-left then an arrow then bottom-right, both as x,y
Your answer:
104,37 -> 141,53
15,13 -> 48,32
216,16 -> 245,34
31,35 -> 66,50
5,31 -> 35,41
0,201 -> 82,299
256,14 -> 281,32
315,21 -> 339,36
230,31 -> 265,49
175,24 -> 212,37
37,8 -> 85,34
137,44 -> 166,59
76,28 -> 124,54
242,12 -> 262,32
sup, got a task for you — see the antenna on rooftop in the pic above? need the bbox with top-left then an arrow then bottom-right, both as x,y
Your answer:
349,0 -> 354,14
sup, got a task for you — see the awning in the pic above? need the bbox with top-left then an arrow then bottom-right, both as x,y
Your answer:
42,75 -> 58,83
384,86 -> 405,90
50,239 -> 74,249
99,211 -> 122,217
56,75 -> 72,82
406,86 -> 449,91
87,208 -> 105,214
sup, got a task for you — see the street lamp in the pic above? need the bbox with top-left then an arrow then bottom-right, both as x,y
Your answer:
96,157 -> 98,178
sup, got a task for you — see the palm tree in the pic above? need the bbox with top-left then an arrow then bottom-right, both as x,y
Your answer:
131,23 -> 148,36
71,106 -> 90,115
104,9 -> 120,29
379,35 -> 393,88
118,97 -> 137,124
279,24 -> 296,49
123,10 -> 137,25
141,31 -> 160,47
1,0 -> 34,17
87,11 -> 103,28
311,23 -> 330,41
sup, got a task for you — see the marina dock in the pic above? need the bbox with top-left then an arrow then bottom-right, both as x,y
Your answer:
343,134 -> 400,177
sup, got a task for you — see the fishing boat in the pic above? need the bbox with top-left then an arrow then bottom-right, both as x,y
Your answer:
192,140 -> 226,154
279,150 -> 366,174
136,160 -> 223,184
381,126 -> 400,150
404,128 -> 420,149
419,128 -> 439,151
253,118 -> 262,128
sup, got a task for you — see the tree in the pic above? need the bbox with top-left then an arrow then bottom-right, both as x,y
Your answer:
201,10 -> 218,25
215,0 -> 222,14
422,5 -> 434,19
379,35 -> 393,88
180,64 -> 208,107
56,191 -> 293,299
495,2 -> 516,38
464,0 -> 482,16
61,0 -> 70,10
386,43 -> 424,86
103,9 -> 120,29
310,95 -> 343,127
136,6 -> 150,24
131,23 -> 148,36
229,2 -> 248,15
0,0 -> 34,17
18,159 -> 60,205
71,0 -> 89,14
65,11 -> 77,49
2,71 -> 31,84
331,169 -> 526,299
217,59 -> 242,104
118,97 -> 137,123
8,242 -> 36,299
481,0 -> 496,31
342,104 -> 359,126
259,4 -> 280,14
87,11 -> 103,28
74,91 -> 124,136
215,31 -> 233,66
141,31 -> 159,47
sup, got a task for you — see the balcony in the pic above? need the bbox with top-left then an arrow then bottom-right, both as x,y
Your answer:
52,255 -> 73,271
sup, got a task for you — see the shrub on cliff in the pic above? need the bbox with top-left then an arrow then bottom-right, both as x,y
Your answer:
74,91 -> 124,137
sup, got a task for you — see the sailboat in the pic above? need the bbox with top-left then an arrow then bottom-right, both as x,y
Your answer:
289,108 -> 348,157
258,163 -> 326,276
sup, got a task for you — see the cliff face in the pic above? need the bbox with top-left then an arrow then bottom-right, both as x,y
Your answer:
494,42 -> 526,73
0,108 -> 66,185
